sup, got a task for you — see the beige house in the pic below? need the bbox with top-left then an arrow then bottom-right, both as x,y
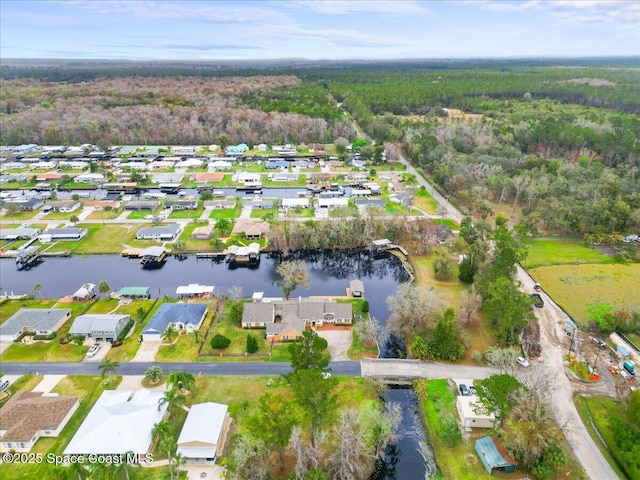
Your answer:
0,392 -> 80,452
456,395 -> 497,431
177,403 -> 231,463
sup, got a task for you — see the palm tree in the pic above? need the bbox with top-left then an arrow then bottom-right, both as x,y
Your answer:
97,358 -> 120,385
34,283 -> 43,299
113,454 -> 138,480
158,387 -> 187,415
97,280 -> 110,297
69,215 -> 79,225
151,419 -> 174,451
161,324 -> 179,348
167,370 -> 195,394
168,452 -> 186,480
144,365 -> 163,385
135,306 -> 147,322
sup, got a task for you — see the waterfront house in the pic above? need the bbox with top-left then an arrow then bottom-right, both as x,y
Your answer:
124,200 -> 158,211
165,199 -> 198,210
0,227 -> 41,240
38,227 -> 88,242
266,315 -> 306,342
191,224 -> 214,240
47,200 -> 81,213
69,314 -> 130,342
0,308 -> 71,342
177,402 -> 231,464
74,173 -> 105,184
317,197 -> 349,209
0,392 -> 80,453
281,197 -> 309,209
136,223 -> 181,241
142,303 -> 207,341
64,390 -> 167,455
242,298 -> 352,329
207,160 -> 233,171
231,218 -> 270,239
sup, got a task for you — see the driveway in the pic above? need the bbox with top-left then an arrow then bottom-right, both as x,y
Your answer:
132,341 -> 161,362
515,265 -> 618,480
316,329 -> 352,362
82,342 -> 110,363
32,375 -> 66,394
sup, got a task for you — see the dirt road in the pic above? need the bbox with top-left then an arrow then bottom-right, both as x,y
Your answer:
515,266 -> 619,480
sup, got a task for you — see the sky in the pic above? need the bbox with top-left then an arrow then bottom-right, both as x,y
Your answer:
1,0 -> 638,60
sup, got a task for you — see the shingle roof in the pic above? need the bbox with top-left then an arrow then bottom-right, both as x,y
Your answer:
0,308 -> 70,336
143,303 -> 207,335
69,314 -> 129,336
0,391 -> 78,442
242,303 -> 274,324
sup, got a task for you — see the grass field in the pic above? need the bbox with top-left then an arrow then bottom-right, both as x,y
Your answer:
523,237 -> 613,268
574,395 -> 632,480
413,187 -> 439,214
529,263 -> 640,325
72,224 -> 143,253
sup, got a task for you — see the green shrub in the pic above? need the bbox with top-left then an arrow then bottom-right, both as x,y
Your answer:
246,333 -> 259,354
210,334 -> 231,349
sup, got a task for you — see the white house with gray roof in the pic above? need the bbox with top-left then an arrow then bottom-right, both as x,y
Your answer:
242,299 -> 352,329
136,223 -> 181,240
0,308 -> 71,342
177,402 -> 231,463
69,314 -> 130,342
38,227 -> 87,242
142,303 -> 207,341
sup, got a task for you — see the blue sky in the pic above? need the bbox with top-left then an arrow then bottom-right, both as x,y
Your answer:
1,1 -> 638,60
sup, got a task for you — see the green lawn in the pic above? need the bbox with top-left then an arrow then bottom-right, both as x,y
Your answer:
523,237 -> 613,268
0,299 -> 59,323
42,211 -> 83,220
176,223 -> 220,251
169,206 -> 204,219
127,210 -> 159,219
72,224 -> 143,253
574,396 -> 633,480
433,218 -> 460,230
529,263 -> 640,326
0,374 -> 42,408
250,207 -> 278,219
209,208 -> 240,219
414,187 -> 439,214
105,299 -> 159,362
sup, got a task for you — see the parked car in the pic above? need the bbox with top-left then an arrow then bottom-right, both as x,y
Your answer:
533,282 -> 541,292
0,380 -> 10,392
517,356 -> 530,367
459,384 -> 469,396
86,343 -> 101,357
530,293 -> 544,308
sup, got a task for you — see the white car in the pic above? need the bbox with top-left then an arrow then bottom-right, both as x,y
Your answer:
517,356 -> 530,367
86,343 -> 101,358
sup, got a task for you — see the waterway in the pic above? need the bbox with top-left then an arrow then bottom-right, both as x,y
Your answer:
0,250 -> 436,478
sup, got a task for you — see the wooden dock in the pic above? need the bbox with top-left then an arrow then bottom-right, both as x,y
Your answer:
121,247 -> 143,258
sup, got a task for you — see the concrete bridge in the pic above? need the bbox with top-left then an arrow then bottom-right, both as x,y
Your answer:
360,358 -> 497,383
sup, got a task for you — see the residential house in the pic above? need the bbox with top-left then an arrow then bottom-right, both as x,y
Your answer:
74,173 -> 105,184
0,308 -> 71,342
69,314 -> 130,342
38,227 -> 88,242
151,173 -> 183,184
0,392 -> 80,452
207,160 -> 233,171
191,224 -> 214,240
231,218 -> 270,239
83,200 -> 119,210
175,158 -> 203,169
142,303 -> 208,341
46,200 -> 81,213
348,173 -> 369,183
35,172 -> 63,182
242,197 -> 273,210
225,143 -> 249,157
72,283 -> 96,301
0,227 -> 41,240
64,390 -> 168,455
12,198 -> 43,211
242,298 -> 352,329
350,189 -> 372,198
457,396 -> 497,430
281,198 -> 309,209
205,198 -> 236,210
166,199 -> 198,211
172,146 -> 200,156
265,159 -> 289,169
194,172 -> 225,183
177,403 -> 231,464
232,172 -> 261,186
11,144 -> 39,156
389,192 -> 413,207
317,197 -> 349,209
266,316 -> 306,342
124,200 -> 159,211
136,224 -> 181,241
268,172 -> 299,182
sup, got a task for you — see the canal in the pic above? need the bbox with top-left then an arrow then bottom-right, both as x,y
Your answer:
0,250 -> 435,478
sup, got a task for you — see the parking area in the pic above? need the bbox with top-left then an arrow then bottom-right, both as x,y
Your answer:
132,340 -> 161,362
316,329 -> 352,362
82,342 -> 110,362
32,375 -> 66,394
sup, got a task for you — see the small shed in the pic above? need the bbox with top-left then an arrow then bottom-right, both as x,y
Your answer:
475,436 -> 517,475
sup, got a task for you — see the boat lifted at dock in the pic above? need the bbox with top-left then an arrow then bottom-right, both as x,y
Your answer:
224,243 -> 260,268
140,246 -> 168,268
15,247 -> 43,270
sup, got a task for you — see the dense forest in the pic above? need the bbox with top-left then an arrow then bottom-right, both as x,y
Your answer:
0,76 -> 354,146
1,58 -> 639,234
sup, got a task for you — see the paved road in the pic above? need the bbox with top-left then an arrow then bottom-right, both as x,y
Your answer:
0,360 -> 361,377
361,358 -> 497,379
515,266 -> 619,480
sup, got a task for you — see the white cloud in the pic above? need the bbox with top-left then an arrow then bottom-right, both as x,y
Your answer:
287,0 -> 432,16
251,24 -> 408,48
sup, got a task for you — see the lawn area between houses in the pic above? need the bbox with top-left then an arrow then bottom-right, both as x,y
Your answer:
0,374 -> 42,408
574,395 -> 633,480
529,263 -> 640,326
105,299 -> 159,362
1,375 -> 122,480
71,224 -> 144,254
523,237 -> 613,268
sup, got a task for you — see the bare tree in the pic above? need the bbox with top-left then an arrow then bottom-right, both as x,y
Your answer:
459,286 -> 482,325
275,260 -> 310,300
327,409 -> 369,480
387,283 -> 443,343
230,434 -> 270,480
290,425 -> 326,480
484,347 -> 518,374
226,285 -> 244,300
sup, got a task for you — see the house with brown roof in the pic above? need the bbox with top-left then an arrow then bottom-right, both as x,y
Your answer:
0,391 -> 80,452
194,172 -> 225,183
231,218 -> 270,239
